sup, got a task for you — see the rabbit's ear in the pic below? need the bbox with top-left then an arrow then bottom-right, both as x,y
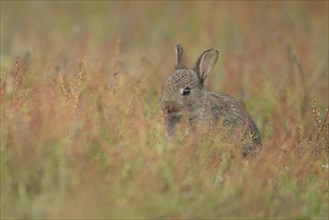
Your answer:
175,44 -> 188,69
194,49 -> 219,84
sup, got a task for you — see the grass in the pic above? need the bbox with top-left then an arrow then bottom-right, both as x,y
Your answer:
1,1 -> 328,219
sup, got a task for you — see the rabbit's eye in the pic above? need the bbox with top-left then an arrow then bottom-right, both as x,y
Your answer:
181,86 -> 191,96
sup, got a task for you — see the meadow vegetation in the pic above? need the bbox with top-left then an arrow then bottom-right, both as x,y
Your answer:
1,1 -> 328,219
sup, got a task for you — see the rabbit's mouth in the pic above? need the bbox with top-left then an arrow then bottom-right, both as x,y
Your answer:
161,100 -> 184,138
163,109 -> 183,139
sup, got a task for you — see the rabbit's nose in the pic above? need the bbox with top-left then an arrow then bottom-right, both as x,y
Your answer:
162,100 -> 173,113
162,100 -> 181,113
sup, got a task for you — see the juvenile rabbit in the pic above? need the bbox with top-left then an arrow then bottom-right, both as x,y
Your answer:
160,44 -> 262,156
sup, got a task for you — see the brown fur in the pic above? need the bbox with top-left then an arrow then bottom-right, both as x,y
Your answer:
160,44 -> 261,156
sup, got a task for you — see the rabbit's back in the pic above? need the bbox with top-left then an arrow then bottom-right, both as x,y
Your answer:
206,92 -> 244,126
204,92 -> 262,150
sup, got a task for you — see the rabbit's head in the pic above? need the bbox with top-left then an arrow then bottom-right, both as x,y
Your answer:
160,44 -> 219,137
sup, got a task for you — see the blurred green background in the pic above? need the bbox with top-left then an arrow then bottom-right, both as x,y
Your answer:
1,1 -> 328,219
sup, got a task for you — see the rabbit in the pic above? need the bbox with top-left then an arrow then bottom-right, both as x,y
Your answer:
160,44 -> 262,156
